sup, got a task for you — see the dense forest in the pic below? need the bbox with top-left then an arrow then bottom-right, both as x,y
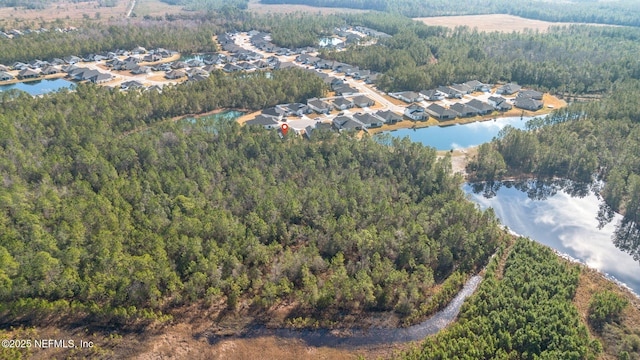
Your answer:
0,67 -> 504,326
401,238 -> 602,359
258,0 -> 640,27
467,80 -> 640,262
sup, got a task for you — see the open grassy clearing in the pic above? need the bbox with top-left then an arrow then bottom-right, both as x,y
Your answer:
133,0 -> 187,17
247,0 -> 366,15
415,14 -> 605,33
0,0 -> 130,25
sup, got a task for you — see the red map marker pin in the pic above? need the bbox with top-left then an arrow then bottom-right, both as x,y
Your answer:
281,123 -> 289,136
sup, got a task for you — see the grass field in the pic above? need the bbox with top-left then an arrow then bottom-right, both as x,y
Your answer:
0,0 -> 131,25
133,0 -> 186,17
247,0 -> 366,14
415,14 -> 593,33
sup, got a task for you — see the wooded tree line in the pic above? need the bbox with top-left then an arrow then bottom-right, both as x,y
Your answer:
0,70 -> 504,325
258,0 -> 640,27
0,20 -> 219,64
401,238 -> 601,359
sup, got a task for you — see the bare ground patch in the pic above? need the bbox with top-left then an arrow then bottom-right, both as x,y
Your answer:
247,0 -> 366,15
415,14 -> 592,33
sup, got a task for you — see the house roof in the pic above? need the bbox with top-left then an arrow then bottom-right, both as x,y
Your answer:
333,97 -> 353,107
308,98 -> 331,109
406,104 -> 426,113
375,110 -> 402,122
518,89 -> 544,100
498,83 -> 521,94
262,107 -> 286,117
514,97 -> 542,109
450,103 -> 478,115
395,91 -> 421,100
333,116 -> 362,130
419,89 -> 441,98
427,103 -> 458,117
246,115 -> 279,126
353,112 -> 382,125
466,99 -> 494,112
352,95 -> 374,106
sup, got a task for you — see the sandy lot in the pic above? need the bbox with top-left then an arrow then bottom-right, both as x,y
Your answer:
415,14 -> 587,33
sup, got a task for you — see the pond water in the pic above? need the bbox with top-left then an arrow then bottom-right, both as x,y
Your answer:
0,78 -> 74,96
385,116 -> 530,151
465,181 -> 640,296
180,110 -> 246,132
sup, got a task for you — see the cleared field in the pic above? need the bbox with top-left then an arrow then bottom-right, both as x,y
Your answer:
247,0 -> 366,14
133,0 -> 186,17
0,0 -> 130,24
415,14 -> 581,33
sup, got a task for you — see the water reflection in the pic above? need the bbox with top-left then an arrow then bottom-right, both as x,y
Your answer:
466,179 -> 640,295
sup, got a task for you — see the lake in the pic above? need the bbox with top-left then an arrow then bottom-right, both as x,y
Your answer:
0,78 -> 74,96
465,181 -> 640,296
386,116 -> 530,151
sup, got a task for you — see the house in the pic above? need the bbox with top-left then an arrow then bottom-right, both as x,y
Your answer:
222,64 -> 242,73
517,89 -> 544,100
171,61 -> 189,69
353,112 -> 384,128
132,46 -> 147,55
12,62 -> 29,71
40,66 -> 61,75
131,65 -> 152,75
450,83 -> 473,94
89,73 -> 113,84
390,91 -> 422,103
466,99 -> 495,115
143,54 -> 162,63
419,89 -> 445,101
237,62 -> 256,71
332,115 -> 363,131
333,84 -> 358,96
165,70 -> 186,79
304,125 -> 315,139
375,110 -> 402,124
364,73 -> 380,84
63,56 -> 82,65
202,65 -> 217,73
463,80 -> 491,92
0,64 -> 10,72
496,83 -> 521,95
436,86 -> 464,99
332,97 -> 355,110
121,80 -> 144,90
307,98 -> 332,114
404,104 -> 427,121
426,103 -> 458,121
17,68 -> 40,79
275,62 -> 297,70
0,71 -> 14,81
450,103 -> 479,117
254,60 -> 269,69
278,103 -> 310,116
514,97 -> 543,111
262,107 -> 287,120
351,95 -> 375,108
246,115 -> 279,129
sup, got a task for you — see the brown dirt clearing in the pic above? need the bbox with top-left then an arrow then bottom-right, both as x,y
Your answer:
414,14 -> 608,33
